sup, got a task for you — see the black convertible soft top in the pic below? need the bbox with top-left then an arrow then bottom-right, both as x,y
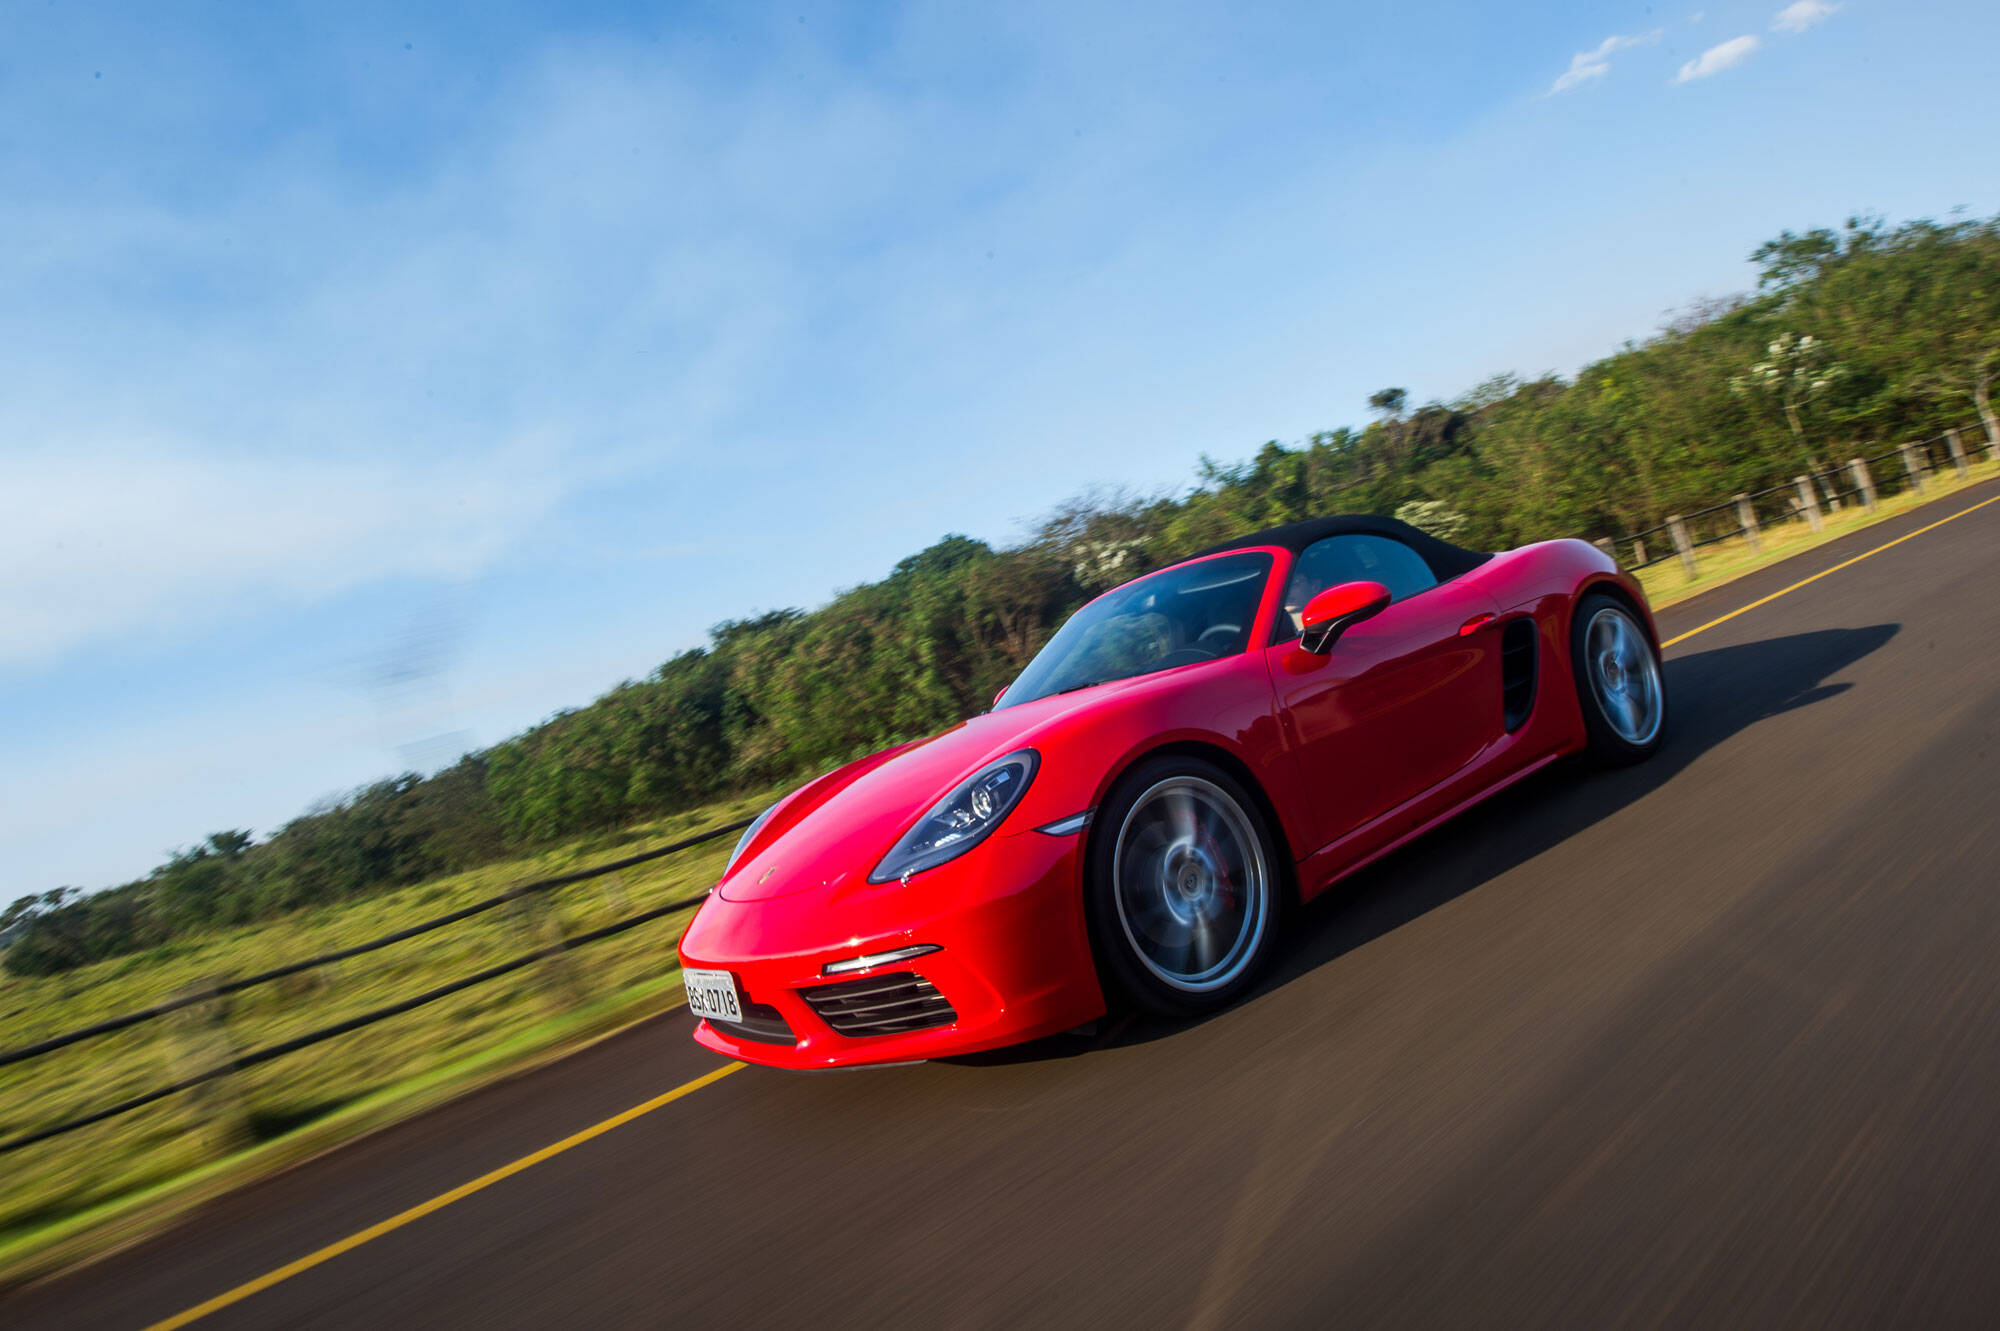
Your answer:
1192,514 -> 1492,583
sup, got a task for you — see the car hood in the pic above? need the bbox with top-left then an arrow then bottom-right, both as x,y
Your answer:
715,685 -> 1115,902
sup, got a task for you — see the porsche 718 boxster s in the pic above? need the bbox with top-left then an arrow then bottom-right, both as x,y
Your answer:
678,515 -> 1666,1068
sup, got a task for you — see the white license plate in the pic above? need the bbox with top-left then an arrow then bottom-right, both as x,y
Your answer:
683,967 -> 743,1024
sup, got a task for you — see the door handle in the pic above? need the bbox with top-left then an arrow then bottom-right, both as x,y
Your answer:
1458,613 -> 1495,636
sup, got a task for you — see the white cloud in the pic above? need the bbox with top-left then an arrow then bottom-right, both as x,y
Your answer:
1548,29 -> 1665,95
1772,1 -> 1840,34
1676,35 -> 1762,82
0,35 -> 894,672
0,443 -> 565,668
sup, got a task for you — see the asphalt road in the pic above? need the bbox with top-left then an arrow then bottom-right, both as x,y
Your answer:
8,481 -> 1999,1330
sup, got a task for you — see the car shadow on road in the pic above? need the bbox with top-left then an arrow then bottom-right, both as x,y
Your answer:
949,623 -> 1900,1065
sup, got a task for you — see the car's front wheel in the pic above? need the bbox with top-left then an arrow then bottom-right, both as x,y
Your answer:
1085,756 -> 1282,1017
1571,592 -> 1667,764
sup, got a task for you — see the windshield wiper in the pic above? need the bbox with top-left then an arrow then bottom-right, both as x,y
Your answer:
1053,669 -> 1146,696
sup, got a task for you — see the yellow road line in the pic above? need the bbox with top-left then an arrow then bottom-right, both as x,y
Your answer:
139,486 -> 2000,1328
147,1061 -> 744,1330
1662,492 -> 2000,647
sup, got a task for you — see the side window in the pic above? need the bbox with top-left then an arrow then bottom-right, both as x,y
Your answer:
1272,534 -> 1439,643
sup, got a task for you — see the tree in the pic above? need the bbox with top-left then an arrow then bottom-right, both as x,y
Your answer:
1730,332 -> 1846,470
1367,387 -> 1408,419
1393,500 -> 1470,543
1751,227 -> 1843,289
1807,218 -> 2000,451
207,829 -> 254,858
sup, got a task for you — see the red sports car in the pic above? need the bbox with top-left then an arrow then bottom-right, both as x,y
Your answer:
678,516 -> 1665,1068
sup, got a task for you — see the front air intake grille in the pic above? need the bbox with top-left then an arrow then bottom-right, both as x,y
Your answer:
708,998 -> 796,1046
801,972 -> 957,1037
1501,617 -> 1538,732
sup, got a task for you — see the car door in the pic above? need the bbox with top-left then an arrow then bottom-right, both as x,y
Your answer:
1264,533 -> 1502,850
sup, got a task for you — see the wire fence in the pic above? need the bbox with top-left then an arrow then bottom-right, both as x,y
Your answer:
1611,422 -> 1996,575
0,815 -> 752,1156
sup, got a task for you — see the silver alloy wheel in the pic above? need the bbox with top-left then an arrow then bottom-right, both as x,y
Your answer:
1110,775 -> 1270,993
1584,606 -> 1664,746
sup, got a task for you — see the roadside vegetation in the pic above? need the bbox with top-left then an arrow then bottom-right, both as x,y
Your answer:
0,789 -> 770,1271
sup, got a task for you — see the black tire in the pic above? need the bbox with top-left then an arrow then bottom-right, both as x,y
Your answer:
1084,755 -> 1284,1017
1570,592 -> 1667,765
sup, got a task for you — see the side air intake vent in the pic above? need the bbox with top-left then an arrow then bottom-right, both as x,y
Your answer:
1501,618 -> 1538,732
802,972 -> 957,1037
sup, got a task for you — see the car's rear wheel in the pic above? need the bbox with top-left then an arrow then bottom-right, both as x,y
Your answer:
1086,756 -> 1281,1016
1571,592 -> 1666,764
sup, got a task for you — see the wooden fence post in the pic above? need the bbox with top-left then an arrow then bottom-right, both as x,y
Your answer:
1900,442 -> 1926,495
1794,475 -> 1823,532
600,870 -> 630,921
512,891 -> 585,1006
1733,494 -> 1762,555
1631,538 -> 1646,567
1592,537 -> 1615,564
165,981 -> 247,1152
1945,428 -> 1970,480
1849,457 -> 1877,513
1666,515 -> 1698,579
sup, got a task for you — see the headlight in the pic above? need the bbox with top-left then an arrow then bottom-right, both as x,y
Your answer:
868,750 -> 1039,883
723,804 -> 779,876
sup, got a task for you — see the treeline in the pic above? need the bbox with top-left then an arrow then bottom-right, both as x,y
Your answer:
8,212 -> 1997,975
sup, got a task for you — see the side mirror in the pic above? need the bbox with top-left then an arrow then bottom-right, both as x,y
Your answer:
1299,580 -> 1392,655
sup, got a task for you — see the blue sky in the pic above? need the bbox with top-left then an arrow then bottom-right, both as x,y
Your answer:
4,0 -> 1997,904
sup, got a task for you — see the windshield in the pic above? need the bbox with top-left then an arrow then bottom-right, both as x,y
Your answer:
998,552 -> 1272,707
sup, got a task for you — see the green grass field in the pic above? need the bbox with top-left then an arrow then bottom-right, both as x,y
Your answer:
0,788 -> 775,1281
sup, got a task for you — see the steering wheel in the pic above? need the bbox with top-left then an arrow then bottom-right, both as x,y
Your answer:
1196,623 -> 1242,650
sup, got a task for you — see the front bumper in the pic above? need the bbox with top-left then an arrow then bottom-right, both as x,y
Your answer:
677,828 -> 1104,1068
